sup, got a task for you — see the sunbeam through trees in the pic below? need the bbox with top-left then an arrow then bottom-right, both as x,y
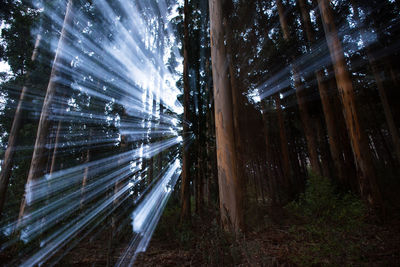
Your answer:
1,0 -> 400,265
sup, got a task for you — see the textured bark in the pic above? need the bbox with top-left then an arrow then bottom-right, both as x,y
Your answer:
226,20 -> 246,214
18,0 -> 75,223
0,35 -> 41,218
318,0 -> 382,208
276,0 -> 322,175
328,71 -> 358,190
298,0 -> 351,185
209,0 -> 243,231
180,0 -> 191,222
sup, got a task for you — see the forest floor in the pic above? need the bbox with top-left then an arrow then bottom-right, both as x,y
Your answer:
134,204 -> 400,266
2,202 -> 399,266
2,176 -> 400,266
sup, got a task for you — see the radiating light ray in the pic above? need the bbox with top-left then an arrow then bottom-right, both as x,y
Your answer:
116,159 -> 181,266
0,0 -> 185,266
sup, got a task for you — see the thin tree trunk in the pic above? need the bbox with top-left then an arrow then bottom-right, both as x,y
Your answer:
157,103 -> 164,174
0,34 -> 41,218
18,0 -> 74,223
298,0 -> 352,186
318,0 -> 383,208
274,94 -> 293,197
180,0 -> 191,223
276,0 -> 322,175
80,131 -> 91,208
315,115 -> 333,179
370,59 -> 400,163
49,120 -> 62,175
262,106 -> 279,205
349,0 -> 400,164
209,0 -> 243,231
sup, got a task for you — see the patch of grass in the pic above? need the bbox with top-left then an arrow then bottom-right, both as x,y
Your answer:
286,172 -> 367,266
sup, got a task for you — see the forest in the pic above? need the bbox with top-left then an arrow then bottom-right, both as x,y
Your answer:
0,0 -> 399,265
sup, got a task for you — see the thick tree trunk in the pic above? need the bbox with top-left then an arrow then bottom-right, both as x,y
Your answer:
276,0 -> 322,175
226,22 -> 246,215
18,0 -> 74,223
0,35 -> 41,219
318,0 -> 383,208
209,0 -> 243,231
180,0 -> 191,222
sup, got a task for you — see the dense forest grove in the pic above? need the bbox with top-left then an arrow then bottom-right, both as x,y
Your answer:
0,0 -> 400,265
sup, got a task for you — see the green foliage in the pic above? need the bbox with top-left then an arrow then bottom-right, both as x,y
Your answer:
286,173 -> 367,266
287,172 -> 365,225
0,1 -> 39,75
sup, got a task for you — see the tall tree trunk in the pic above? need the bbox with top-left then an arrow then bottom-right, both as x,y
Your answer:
318,0 -> 383,208
0,35 -> 41,218
18,0 -> 74,223
157,103 -> 164,174
274,94 -> 293,198
298,0 -> 353,187
180,0 -> 191,223
226,20 -> 246,214
209,0 -> 243,231
261,107 -> 279,205
350,0 -> 400,165
276,0 -> 322,175
328,69 -> 358,190
148,98 -> 157,184
315,115 -> 333,179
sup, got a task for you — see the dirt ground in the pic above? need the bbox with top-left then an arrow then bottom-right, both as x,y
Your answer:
1,206 -> 399,266
134,208 -> 400,266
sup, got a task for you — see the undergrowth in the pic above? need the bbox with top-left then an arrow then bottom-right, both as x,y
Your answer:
286,172 -> 367,266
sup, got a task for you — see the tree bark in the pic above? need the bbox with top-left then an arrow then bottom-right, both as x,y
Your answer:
274,94 -> 293,197
318,0 -> 383,208
209,0 -> 243,231
180,0 -> 191,223
18,0 -> 75,223
0,35 -> 41,218
262,106 -> 280,205
225,18 -> 246,215
298,0 -> 353,186
349,0 -> 400,165
276,0 -> 322,176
